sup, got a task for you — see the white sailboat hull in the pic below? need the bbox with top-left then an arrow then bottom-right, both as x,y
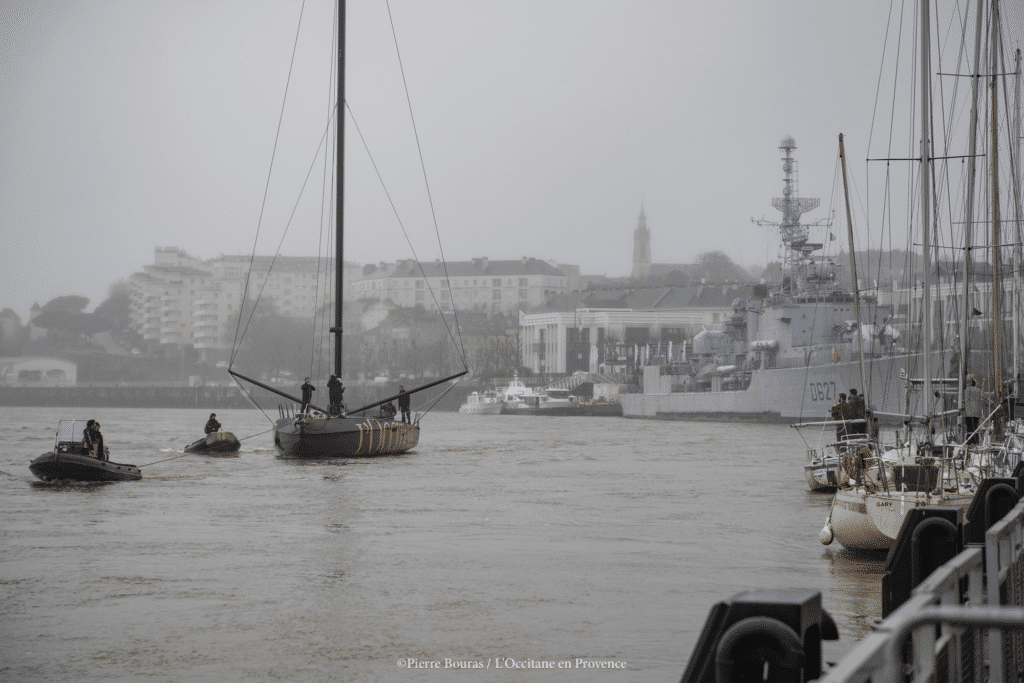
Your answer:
829,487 -> 893,551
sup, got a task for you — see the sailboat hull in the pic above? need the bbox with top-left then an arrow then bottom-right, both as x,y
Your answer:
829,487 -> 892,551
274,415 -> 419,457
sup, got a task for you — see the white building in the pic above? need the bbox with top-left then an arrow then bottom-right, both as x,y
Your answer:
128,248 -> 362,360
0,357 -> 77,386
519,285 -> 739,375
352,257 -> 580,315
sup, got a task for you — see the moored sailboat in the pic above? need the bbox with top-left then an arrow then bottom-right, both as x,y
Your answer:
821,0 -> 1023,551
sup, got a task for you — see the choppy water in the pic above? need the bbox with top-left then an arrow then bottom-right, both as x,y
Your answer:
1,407 -> 884,682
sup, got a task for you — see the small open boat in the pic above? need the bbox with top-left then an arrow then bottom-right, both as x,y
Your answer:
30,420 -> 141,483
184,431 -> 241,455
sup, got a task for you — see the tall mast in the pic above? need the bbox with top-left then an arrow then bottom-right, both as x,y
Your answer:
1014,48 -> 1022,389
919,0 -> 934,416
333,0 -> 346,378
958,0 -> 985,434
989,0 -> 1002,403
839,134 -> 869,400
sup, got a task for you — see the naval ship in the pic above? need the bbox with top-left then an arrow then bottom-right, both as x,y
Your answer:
620,137 -> 952,423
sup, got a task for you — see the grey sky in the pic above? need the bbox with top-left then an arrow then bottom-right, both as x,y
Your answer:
2,1 -> 1018,322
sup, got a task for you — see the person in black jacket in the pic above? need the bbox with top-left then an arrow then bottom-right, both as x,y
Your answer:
300,378 -> 316,414
327,374 -> 345,416
397,385 -> 411,423
83,420 -> 106,460
205,413 -> 221,435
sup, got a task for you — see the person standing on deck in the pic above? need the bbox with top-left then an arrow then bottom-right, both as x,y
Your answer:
397,386 -> 411,424
327,375 -> 345,416
964,375 -> 983,444
300,377 -> 316,415
848,389 -> 866,436
829,393 -> 853,443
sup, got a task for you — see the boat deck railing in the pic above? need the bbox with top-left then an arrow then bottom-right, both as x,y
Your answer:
820,499 -> 1024,683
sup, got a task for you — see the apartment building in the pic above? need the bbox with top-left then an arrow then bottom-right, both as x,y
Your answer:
352,257 -> 580,315
129,248 -> 361,359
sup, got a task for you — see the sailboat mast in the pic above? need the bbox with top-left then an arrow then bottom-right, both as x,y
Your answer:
919,0 -> 934,415
334,0 -> 346,378
839,134 -> 869,400
959,0 -> 985,435
989,0 -> 1002,403
1014,48 -> 1022,391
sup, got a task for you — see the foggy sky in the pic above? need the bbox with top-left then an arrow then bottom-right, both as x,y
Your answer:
3,1 -> 1018,322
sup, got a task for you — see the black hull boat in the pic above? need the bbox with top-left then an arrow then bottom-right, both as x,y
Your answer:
228,0 -> 468,451
30,419 -> 141,483
184,431 -> 241,455
274,415 -> 419,458
30,451 -> 142,483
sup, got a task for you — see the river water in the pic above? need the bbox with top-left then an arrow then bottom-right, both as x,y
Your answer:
1,407 -> 884,682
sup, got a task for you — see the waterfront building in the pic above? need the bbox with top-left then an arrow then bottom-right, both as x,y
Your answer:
0,357 -> 77,386
519,284 -> 739,376
352,257 -> 580,315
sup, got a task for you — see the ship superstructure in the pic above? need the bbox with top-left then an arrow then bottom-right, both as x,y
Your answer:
620,137 -> 927,422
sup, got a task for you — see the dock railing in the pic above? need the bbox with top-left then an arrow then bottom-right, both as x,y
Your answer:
820,500 -> 1024,683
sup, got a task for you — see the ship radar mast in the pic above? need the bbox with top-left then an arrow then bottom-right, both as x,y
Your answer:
753,136 -> 833,295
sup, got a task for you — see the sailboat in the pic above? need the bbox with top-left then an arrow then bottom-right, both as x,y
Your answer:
822,0 -> 1023,550
229,0 -> 466,457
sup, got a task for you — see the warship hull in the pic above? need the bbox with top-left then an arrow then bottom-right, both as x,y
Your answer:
621,350 -> 977,424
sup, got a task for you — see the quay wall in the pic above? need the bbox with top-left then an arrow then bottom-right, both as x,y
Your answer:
0,385 -> 252,409
0,382 -> 481,412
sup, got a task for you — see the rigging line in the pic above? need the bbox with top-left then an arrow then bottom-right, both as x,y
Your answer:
231,0 -> 308,368
235,106 -> 339,356
344,101 -> 467,365
384,0 -> 468,367
238,428 -> 276,442
138,452 -> 194,469
230,374 -> 277,424
867,0 -> 898,158
412,378 -> 460,420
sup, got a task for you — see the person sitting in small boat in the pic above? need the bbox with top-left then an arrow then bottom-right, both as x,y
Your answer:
205,413 -> 221,435
83,420 -> 106,460
328,374 -> 345,416
380,401 -> 396,419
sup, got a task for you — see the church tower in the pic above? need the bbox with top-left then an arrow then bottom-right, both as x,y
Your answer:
631,205 -> 651,279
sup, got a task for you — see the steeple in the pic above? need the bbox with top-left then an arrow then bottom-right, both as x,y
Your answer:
631,204 -> 651,279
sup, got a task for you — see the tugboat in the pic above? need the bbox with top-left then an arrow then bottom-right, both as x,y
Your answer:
30,420 -> 141,483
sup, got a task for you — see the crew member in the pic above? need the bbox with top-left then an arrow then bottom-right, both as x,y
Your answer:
848,388 -> 866,436
300,377 -> 316,414
83,420 -> 106,460
380,401 -> 397,419
829,393 -> 853,443
205,413 -> 221,435
328,374 -> 345,416
398,385 -> 411,424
